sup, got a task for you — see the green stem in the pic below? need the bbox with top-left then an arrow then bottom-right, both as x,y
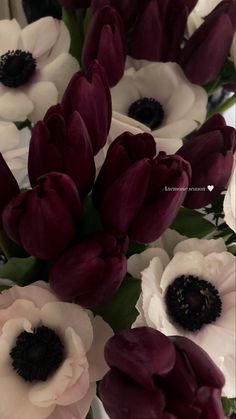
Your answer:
0,230 -> 12,260
85,408 -> 94,419
16,119 -> 32,132
207,94 -> 236,118
62,8 -> 83,64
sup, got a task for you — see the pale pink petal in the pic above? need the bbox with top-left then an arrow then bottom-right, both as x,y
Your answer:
0,299 -> 40,330
0,283 -> 58,310
40,302 -> 93,352
87,316 -> 113,382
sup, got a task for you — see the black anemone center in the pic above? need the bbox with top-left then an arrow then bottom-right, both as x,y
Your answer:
128,97 -> 164,130
165,275 -> 222,332
10,326 -> 65,382
0,49 -> 36,88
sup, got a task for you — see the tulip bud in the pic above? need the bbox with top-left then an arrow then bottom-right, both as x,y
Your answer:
62,61 -> 112,155
28,105 -> 95,196
0,154 -> 19,227
2,173 -> 81,260
58,0 -> 90,8
131,0 -> 198,62
92,0 -> 142,28
179,0 -> 236,84
50,232 -> 128,308
82,7 -> 126,87
93,132 -> 191,243
177,114 -> 236,209
99,328 -> 225,419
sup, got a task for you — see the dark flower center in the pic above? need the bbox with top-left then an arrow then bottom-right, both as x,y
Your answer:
10,326 -> 65,382
0,50 -> 36,88
128,97 -> 164,130
165,275 -> 222,332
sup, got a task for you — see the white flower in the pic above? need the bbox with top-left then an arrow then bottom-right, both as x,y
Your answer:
187,0 -> 222,37
110,61 -> 207,154
230,33 -> 236,67
0,282 -> 113,419
224,163 -> 236,232
0,121 -> 30,188
0,18 -> 79,123
128,237 -> 236,397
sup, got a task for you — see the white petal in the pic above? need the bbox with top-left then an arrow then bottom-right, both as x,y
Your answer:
46,21 -> 71,62
40,302 -> 93,352
221,355 -> 236,398
0,283 -> 58,310
128,248 -> 170,279
153,118 -> 198,138
0,121 -> 20,153
110,112 -> 151,142
20,17 -> 59,59
40,53 -> 79,98
165,83 -> 195,122
224,165 -> 236,233
26,81 -> 58,122
173,238 -> 227,255
151,229 -> 187,258
0,299 -> 40,330
0,90 -> 33,121
0,19 -> 21,55
154,136 -> 183,154
111,75 -> 140,114
87,316 -> 113,382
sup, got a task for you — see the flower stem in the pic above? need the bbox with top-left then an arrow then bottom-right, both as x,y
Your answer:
86,408 -> 94,419
0,230 -> 12,260
62,8 -> 83,64
207,94 -> 236,118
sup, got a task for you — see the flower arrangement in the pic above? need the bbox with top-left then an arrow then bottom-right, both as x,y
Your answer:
0,1 -> 235,418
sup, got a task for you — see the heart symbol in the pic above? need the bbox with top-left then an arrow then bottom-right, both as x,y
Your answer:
207,185 -> 214,191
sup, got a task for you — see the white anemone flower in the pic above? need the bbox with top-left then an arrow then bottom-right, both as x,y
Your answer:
224,163 -> 236,232
128,237 -> 236,398
0,282 -> 113,419
110,61 -> 207,154
230,33 -> 236,67
0,121 -> 30,188
0,17 -> 79,123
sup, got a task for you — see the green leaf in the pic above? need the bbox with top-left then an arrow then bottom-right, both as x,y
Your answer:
94,277 -> 141,332
85,408 -> 94,419
0,257 -> 44,286
222,397 -> 236,416
62,8 -> 83,63
127,241 -> 148,257
171,208 -> 215,238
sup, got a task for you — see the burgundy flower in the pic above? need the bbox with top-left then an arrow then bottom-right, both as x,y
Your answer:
179,0 -> 236,84
177,114 -> 236,208
93,132 -> 191,243
28,104 -> 95,196
131,0 -> 198,62
82,6 -> 126,87
2,173 -> 82,260
99,327 -> 225,419
58,0 -> 91,8
92,0 -> 142,28
50,232 -> 128,308
62,61 -> 111,155
0,154 -> 19,227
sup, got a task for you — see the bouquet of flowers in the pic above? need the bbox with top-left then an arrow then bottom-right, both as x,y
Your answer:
0,0 -> 235,418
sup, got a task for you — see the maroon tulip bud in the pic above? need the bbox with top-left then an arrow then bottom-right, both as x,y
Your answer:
28,105 -> 95,196
0,154 -> 20,228
58,0 -> 91,8
93,132 -> 191,243
82,7 -> 126,87
99,327 -> 225,419
131,0 -> 198,62
62,61 -> 111,155
2,173 -> 81,260
179,0 -> 236,84
50,232 -> 128,308
177,114 -> 236,208
92,0 -> 142,28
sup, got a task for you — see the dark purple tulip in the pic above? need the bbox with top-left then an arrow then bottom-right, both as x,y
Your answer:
28,105 -> 95,196
2,173 -> 81,260
92,0 -> 142,28
58,0 -> 90,8
179,0 -> 236,84
99,327 -> 225,419
62,61 -> 111,155
93,132 -> 191,243
131,0 -> 198,62
177,114 -> 236,209
50,232 -> 128,308
82,7 -> 126,87
0,154 -> 19,228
